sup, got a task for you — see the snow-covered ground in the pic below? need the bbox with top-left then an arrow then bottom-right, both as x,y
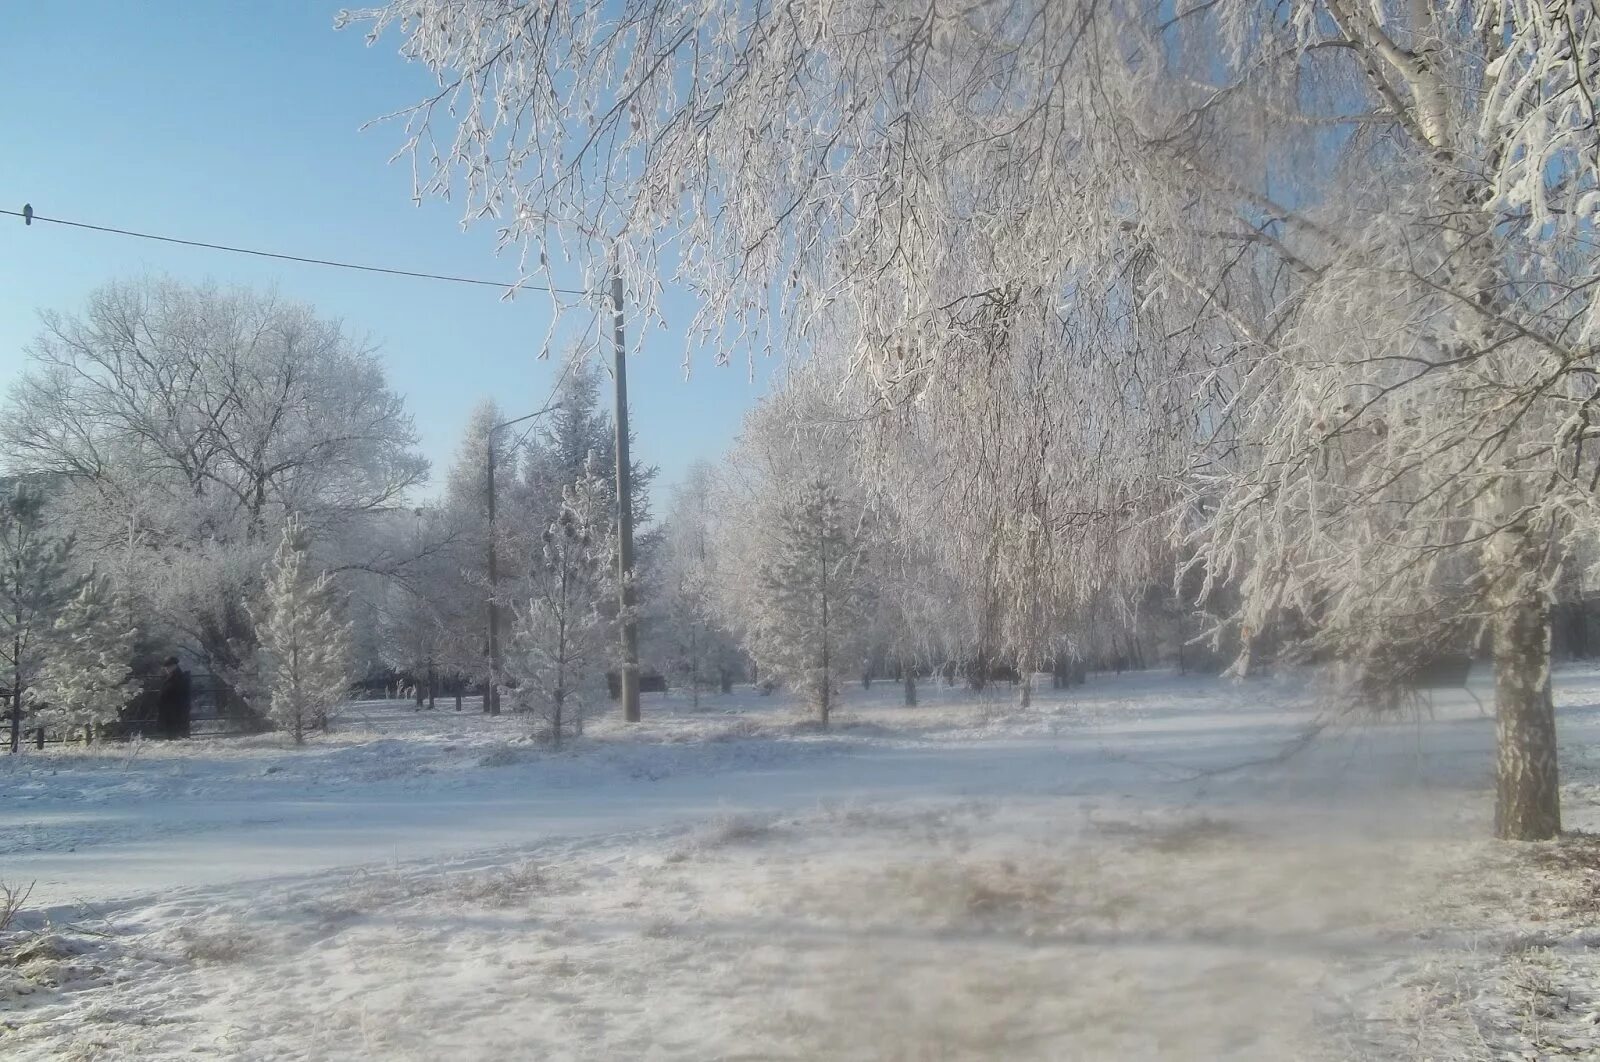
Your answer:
3,670 -> 1598,1060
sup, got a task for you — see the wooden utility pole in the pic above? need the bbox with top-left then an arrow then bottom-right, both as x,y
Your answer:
612,271 -> 641,723
485,437 -> 502,715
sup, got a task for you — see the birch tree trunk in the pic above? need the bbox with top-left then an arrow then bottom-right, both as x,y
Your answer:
1489,531 -> 1561,841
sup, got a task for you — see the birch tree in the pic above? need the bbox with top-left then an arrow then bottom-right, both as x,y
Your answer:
352,0 -> 1600,838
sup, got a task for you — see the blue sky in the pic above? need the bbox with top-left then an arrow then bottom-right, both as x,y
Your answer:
1,3 -> 774,500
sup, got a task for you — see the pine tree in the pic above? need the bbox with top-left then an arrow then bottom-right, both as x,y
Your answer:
0,488 -> 80,753
252,517 -> 354,745
35,576 -> 138,743
506,459 -> 614,745
522,358 -> 656,535
752,478 -> 869,726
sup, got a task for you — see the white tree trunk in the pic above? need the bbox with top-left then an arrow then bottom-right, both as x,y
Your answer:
1492,575 -> 1561,840
1487,520 -> 1561,841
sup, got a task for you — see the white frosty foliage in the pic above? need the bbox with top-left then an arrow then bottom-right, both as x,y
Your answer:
0,488 -> 80,749
251,517 -> 354,744
35,576 -> 137,738
748,477 -> 870,722
2,279 -> 426,706
351,0 -> 1600,834
505,458 -> 615,744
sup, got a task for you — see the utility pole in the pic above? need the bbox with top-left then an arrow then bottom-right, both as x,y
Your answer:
612,271 -> 641,723
485,442 -> 502,715
484,406 -> 550,717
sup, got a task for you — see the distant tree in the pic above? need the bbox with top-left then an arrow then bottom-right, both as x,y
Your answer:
0,489 -> 80,753
1,278 -> 426,720
35,575 -> 138,743
252,517 -> 354,745
374,508 -> 455,708
656,464 -> 743,706
440,400 -> 509,706
751,478 -> 869,726
506,460 -> 614,745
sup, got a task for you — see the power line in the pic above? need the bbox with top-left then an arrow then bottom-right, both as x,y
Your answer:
3,206 -> 590,296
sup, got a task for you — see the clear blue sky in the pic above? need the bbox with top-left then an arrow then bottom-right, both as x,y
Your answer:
1,3 -> 773,501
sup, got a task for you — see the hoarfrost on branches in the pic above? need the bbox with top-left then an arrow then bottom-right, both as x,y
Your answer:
35,576 -> 138,741
350,0 -> 1600,837
505,458 -> 615,745
251,517 -> 355,745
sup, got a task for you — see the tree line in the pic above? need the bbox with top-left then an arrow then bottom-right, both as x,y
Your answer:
344,0 -> 1600,840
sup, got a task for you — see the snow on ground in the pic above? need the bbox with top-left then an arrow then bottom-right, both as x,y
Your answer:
2,670 -> 1598,1060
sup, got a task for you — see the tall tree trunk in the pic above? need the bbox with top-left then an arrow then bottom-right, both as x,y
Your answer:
903,663 -> 917,707
11,639 -> 23,754
1492,569 -> 1561,840
818,496 -> 831,728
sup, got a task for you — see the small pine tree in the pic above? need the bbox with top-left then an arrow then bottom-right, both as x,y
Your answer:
252,517 -> 353,745
35,576 -> 137,743
0,488 -> 81,752
506,459 -> 614,745
751,478 -> 869,725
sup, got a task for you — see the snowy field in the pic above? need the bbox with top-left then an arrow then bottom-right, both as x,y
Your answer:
3,670 -> 1599,1060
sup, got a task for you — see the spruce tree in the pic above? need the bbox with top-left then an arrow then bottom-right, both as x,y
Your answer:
36,576 -> 137,743
752,478 -> 868,726
507,459 -> 614,745
252,517 -> 353,744
0,488 -> 80,752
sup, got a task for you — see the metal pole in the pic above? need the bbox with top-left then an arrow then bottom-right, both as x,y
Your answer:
612,271 -> 641,723
485,436 -> 502,716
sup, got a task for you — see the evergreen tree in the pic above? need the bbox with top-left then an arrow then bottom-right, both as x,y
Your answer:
0,488 -> 80,752
751,478 -> 869,726
252,517 -> 353,745
521,358 -> 656,535
656,464 -> 742,705
506,459 -> 614,745
35,576 -> 137,743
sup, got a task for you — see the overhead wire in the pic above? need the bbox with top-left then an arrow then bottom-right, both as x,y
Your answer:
7,203 -> 611,438
2,207 -> 590,296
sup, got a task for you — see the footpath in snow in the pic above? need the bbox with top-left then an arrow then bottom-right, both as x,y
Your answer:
3,669 -> 1599,1060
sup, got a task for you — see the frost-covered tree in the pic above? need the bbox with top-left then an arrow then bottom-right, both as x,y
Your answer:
373,507 -> 456,707
2,279 -> 426,721
354,0 -> 1600,839
506,460 -> 614,745
654,464 -> 743,705
35,576 -> 137,742
252,517 -> 354,744
438,400 -> 509,705
750,478 -> 869,725
0,488 -> 81,752
518,358 -> 655,536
